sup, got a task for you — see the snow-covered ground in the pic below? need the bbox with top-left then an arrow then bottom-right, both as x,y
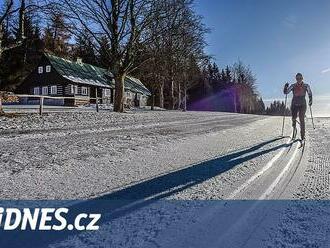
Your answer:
0,110 -> 267,199
0,111 -> 329,247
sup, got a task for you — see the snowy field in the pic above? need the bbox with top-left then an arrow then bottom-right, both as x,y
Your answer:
0,110 -> 329,247
0,110 -> 266,199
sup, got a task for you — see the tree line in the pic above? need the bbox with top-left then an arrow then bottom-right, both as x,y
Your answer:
1,0 -> 271,114
265,100 -> 291,116
187,60 -> 266,114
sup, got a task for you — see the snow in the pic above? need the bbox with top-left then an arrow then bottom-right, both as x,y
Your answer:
266,117 -> 330,247
0,110 -> 269,199
0,111 -> 329,247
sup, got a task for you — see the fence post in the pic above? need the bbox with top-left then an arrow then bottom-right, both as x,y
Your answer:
39,96 -> 44,115
0,95 -> 5,115
96,90 -> 99,112
0,96 -> 4,115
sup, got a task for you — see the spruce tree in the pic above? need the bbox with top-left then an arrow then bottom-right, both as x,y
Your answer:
43,13 -> 70,56
73,33 -> 97,65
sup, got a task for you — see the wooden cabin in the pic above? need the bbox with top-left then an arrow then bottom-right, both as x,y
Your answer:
19,53 -> 151,107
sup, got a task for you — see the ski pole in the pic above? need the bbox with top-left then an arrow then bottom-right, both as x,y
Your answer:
309,105 -> 315,129
281,93 -> 288,136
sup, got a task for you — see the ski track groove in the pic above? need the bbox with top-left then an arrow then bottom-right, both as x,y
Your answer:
228,138 -> 292,199
259,142 -> 300,200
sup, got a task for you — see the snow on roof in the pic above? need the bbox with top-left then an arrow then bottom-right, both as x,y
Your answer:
126,76 -> 151,96
44,53 -> 150,95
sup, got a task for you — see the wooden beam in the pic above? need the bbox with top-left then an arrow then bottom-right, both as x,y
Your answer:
0,96 -> 4,115
39,97 -> 44,115
96,90 -> 99,112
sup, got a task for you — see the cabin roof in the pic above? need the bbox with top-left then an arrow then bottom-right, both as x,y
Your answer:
44,53 -> 151,96
125,76 -> 151,96
45,53 -> 112,89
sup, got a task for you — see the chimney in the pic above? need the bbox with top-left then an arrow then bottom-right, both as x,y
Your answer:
76,57 -> 83,65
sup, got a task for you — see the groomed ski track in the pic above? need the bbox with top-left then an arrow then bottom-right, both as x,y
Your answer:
0,110 -> 322,247
0,110 -> 310,200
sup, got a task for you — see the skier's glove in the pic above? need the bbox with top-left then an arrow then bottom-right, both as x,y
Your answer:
309,98 -> 313,106
283,83 -> 289,94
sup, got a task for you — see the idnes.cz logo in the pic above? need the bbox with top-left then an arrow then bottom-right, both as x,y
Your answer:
0,207 -> 101,231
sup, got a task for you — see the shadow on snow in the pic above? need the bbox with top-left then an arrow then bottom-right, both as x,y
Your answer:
3,136 -> 297,247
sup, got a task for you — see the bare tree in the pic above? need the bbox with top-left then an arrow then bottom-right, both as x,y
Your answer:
165,1 -> 207,110
132,0 -> 207,110
56,0 -> 176,112
0,0 -> 21,59
178,9 -> 207,111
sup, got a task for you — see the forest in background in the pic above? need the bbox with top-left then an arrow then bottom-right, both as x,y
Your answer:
0,0 -> 287,115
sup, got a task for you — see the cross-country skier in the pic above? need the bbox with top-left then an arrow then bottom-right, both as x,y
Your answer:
283,73 -> 313,141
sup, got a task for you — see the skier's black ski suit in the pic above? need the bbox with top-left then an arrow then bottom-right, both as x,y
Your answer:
284,82 -> 312,140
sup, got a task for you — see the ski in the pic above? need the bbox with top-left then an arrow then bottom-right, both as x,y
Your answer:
299,139 -> 305,149
291,127 -> 297,141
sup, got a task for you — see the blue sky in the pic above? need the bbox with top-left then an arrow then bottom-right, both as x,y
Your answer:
194,0 -> 330,105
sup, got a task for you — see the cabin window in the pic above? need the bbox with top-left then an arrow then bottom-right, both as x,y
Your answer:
104,89 -> 111,97
38,66 -> 43,74
46,65 -> 51,73
81,87 -> 88,96
69,85 -> 75,95
33,87 -> 40,95
70,85 -> 78,94
42,86 -> 48,95
50,85 -> 57,95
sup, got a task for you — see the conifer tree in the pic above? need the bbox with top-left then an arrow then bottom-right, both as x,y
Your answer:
43,13 -> 70,56
72,33 -> 97,65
